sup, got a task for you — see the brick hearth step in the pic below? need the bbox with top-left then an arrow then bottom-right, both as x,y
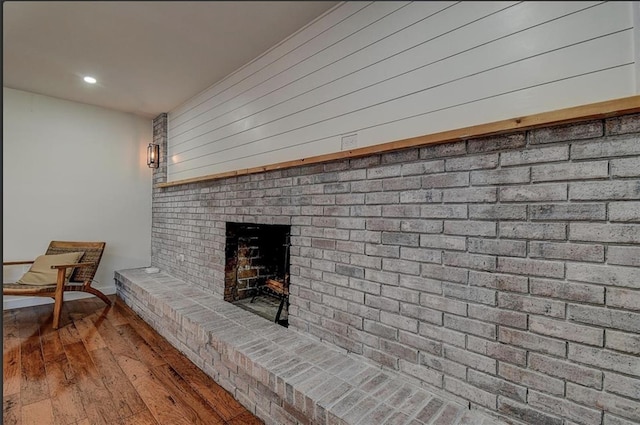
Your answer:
115,268 -> 505,425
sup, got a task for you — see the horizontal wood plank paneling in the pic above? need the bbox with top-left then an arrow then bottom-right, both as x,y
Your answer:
166,1 -> 636,182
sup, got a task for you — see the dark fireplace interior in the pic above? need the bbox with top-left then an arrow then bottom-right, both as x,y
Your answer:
224,222 -> 291,326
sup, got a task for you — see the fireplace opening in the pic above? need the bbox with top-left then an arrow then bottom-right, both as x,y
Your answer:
224,222 -> 291,327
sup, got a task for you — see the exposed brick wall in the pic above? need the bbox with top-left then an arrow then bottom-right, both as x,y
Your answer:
150,112 -> 640,425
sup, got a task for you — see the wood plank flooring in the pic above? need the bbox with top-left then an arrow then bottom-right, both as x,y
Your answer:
3,296 -> 264,425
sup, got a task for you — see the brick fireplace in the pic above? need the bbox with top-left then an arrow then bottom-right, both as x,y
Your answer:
150,112 -> 640,425
224,222 -> 291,302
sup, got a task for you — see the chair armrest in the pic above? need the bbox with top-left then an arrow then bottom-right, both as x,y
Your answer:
3,260 -> 35,266
50,262 -> 95,270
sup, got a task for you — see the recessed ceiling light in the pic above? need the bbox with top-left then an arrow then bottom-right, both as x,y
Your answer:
83,76 -> 97,84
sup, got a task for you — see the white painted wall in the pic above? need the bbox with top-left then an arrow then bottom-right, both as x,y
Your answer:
3,87 -> 153,309
167,1 -> 637,182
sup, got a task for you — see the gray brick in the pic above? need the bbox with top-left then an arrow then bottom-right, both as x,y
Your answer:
501,145 -> 569,166
421,172 -> 469,188
399,275 -> 441,295
420,234 -> 466,251
366,192 -> 399,204
419,352 -> 466,380
400,303 -> 442,325
500,183 -> 567,202
571,180 -> 640,200
336,193 -> 365,205
529,241 -> 604,262
380,311 -> 418,333
420,294 -> 467,316
401,160 -> 444,176
398,360 -> 443,388
499,222 -> 566,240
497,257 -> 565,279
351,277 -> 382,295
420,141 -> 466,159
444,314 -> 496,339
398,331 -> 442,356
569,343 -> 640,376
351,180 -> 383,193
381,232 -> 419,247
529,353 -> 603,389
566,383 -> 640,423
444,345 -> 496,374
350,253 -> 381,270
607,287 -> 640,311
608,245 -> 640,266
420,204 -> 467,219
532,160 -> 608,182
335,264 -> 365,279
468,369 -> 526,402
567,262 -> 640,288
468,204 -> 527,220
471,167 -> 530,186
467,335 -> 526,366
399,247 -> 441,264
443,282 -> 496,305
363,319 -> 398,340
606,113 -> 640,135
499,328 -> 566,357
363,269 -> 398,287
570,223 -> 640,243
468,238 -> 526,257
421,264 -> 468,284
399,189 -> 442,204
443,252 -> 496,272
611,157 -> 640,177
530,203 -> 606,221
419,322 -> 466,348
444,220 -> 496,237
609,201 -> 640,222
382,176 -> 422,192
568,304 -> 640,333
531,120 -> 603,144
382,205 -> 420,218
445,153 -> 498,171
443,377 -> 496,409
529,390 -> 602,425
603,372 -> 640,400
529,278 -> 604,304
382,258 -> 420,276
468,304 -> 527,329
367,165 -> 401,179
469,271 -> 528,293
442,187 -> 497,203
468,132 -> 526,153
608,329 -> 640,354
498,398 -> 563,425
530,315 -> 603,346
381,149 -> 419,164
500,363 -> 564,396
572,135 -> 640,159
365,244 -> 399,258
379,339 -> 418,363
400,219 -> 443,234
350,205 -> 382,217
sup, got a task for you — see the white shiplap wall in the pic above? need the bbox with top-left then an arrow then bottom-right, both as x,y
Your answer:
167,1 -> 637,182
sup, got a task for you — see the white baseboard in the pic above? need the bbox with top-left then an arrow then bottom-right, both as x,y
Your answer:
3,285 -> 117,310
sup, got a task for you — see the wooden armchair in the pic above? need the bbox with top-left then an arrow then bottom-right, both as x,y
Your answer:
3,241 -> 108,329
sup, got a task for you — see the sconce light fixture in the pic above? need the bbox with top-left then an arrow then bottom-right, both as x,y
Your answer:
147,143 -> 160,168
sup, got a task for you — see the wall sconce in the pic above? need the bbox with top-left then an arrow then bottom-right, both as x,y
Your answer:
147,143 -> 160,168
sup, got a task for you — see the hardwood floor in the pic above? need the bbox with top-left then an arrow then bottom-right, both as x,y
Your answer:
3,296 -> 264,425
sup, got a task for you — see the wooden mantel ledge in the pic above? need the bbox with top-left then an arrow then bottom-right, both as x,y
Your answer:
157,95 -> 640,189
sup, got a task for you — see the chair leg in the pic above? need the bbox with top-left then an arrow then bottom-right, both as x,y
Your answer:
52,269 -> 66,330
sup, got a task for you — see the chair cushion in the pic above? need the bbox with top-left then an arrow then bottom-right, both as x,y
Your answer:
16,252 -> 84,285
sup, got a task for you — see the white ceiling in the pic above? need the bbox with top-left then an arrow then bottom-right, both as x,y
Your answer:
3,1 -> 339,118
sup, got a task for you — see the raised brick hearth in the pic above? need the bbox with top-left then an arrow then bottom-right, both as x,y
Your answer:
143,112 -> 640,425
